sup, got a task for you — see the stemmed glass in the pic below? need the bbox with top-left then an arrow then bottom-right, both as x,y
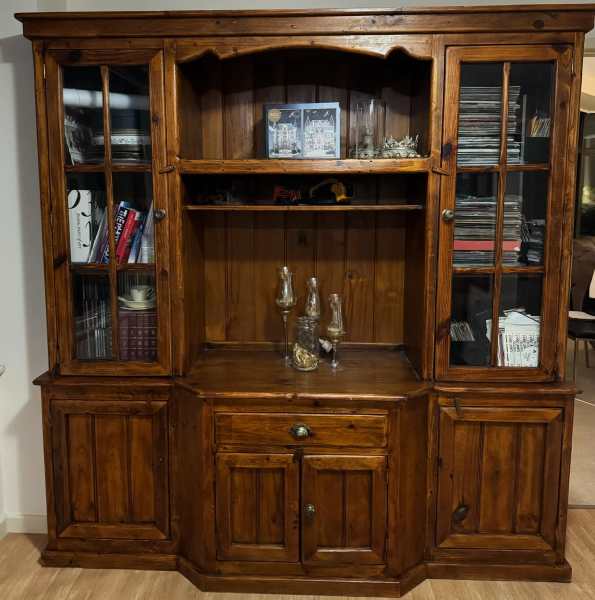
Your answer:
327,293 -> 345,369
275,266 -> 297,365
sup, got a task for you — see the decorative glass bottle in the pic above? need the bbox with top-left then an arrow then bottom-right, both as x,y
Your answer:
304,276 -> 321,321
292,316 -> 320,371
353,99 -> 386,159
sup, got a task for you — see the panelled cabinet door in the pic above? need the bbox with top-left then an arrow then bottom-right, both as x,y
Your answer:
44,49 -> 171,375
436,45 -> 573,381
301,455 -> 387,565
215,453 -> 300,562
50,400 -> 169,540
436,402 -> 564,553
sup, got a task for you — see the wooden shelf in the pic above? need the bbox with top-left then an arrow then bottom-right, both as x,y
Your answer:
183,347 -> 425,399
65,163 -> 151,173
178,158 -> 431,175
184,203 -> 424,212
70,263 -> 154,272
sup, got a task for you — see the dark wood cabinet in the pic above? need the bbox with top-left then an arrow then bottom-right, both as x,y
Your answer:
302,455 -> 387,565
50,397 -> 169,541
215,453 -> 300,562
435,401 -> 564,555
18,4 -> 593,597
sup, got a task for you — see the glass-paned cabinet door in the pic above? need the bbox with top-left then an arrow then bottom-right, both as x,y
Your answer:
45,50 -> 170,375
436,46 -> 572,381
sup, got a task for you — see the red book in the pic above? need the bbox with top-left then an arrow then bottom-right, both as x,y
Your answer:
115,209 -> 140,264
454,240 -> 520,251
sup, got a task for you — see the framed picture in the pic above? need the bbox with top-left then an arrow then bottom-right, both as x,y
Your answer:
265,102 -> 340,159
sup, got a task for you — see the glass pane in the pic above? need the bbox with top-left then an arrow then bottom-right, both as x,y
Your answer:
66,173 -> 107,264
454,172 -> 498,267
579,153 -> 595,236
63,66 -> 104,165
450,275 -> 493,366
496,274 -> 542,367
109,66 -> 151,163
112,173 -> 154,265
457,63 -> 503,166
508,62 -> 554,165
118,270 -> 157,362
503,172 -> 547,266
73,272 -> 113,360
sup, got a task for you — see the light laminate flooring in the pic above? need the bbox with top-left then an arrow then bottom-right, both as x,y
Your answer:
1,510 -> 595,600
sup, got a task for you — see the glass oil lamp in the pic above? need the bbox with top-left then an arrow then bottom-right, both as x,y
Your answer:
275,265 -> 297,365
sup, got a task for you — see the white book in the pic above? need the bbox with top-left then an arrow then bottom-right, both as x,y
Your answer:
68,189 -> 93,263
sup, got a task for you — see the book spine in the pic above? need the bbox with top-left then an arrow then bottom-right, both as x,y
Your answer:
127,213 -> 146,264
115,209 -> 140,264
68,190 -> 93,263
102,203 -> 129,263
453,240 -> 520,251
139,203 -> 154,263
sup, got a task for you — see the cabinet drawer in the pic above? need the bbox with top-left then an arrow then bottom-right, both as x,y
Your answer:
215,413 -> 388,448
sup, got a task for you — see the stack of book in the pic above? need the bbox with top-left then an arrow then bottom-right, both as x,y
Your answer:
84,200 -> 154,264
453,193 -> 524,267
119,308 -> 157,361
457,84 -> 522,165
74,279 -> 112,360
520,218 -> 545,265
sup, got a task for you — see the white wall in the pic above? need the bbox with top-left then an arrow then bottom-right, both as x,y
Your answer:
0,0 -> 594,536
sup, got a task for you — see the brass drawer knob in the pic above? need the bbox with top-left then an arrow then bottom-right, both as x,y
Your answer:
441,208 -> 455,223
289,423 -> 311,439
304,504 -> 316,518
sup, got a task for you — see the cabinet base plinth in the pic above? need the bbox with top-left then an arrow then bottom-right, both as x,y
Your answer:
41,549 -> 178,571
426,560 -> 572,583
38,551 -> 573,597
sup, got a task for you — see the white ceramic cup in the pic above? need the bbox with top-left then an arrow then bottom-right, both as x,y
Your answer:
130,285 -> 154,302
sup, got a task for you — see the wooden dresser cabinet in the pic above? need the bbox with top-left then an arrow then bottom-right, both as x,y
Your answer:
17,4 -> 593,596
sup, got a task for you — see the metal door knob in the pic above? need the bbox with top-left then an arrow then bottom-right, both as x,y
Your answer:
290,423 -> 311,439
154,208 -> 167,221
441,208 -> 455,223
304,504 -> 316,518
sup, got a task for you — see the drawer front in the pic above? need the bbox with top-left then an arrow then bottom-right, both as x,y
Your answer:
215,413 -> 388,448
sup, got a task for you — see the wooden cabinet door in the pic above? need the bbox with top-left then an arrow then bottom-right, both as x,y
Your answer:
51,399 -> 169,540
44,49 -> 171,375
435,45 -> 573,381
302,455 -> 387,565
215,453 -> 299,562
436,403 -> 564,553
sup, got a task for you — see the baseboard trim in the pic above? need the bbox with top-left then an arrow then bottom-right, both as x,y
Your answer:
6,513 -> 47,534
0,515 -> 7,540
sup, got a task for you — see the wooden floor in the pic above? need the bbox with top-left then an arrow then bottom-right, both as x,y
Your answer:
0,510 -> 593,599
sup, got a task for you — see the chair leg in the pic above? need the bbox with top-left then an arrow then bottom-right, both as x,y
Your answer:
573,338 -> 578,382
586,340 -> 591,368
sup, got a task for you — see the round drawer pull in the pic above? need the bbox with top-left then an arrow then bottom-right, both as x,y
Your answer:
304,503 -> 316,518
289,423 -> 312,439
